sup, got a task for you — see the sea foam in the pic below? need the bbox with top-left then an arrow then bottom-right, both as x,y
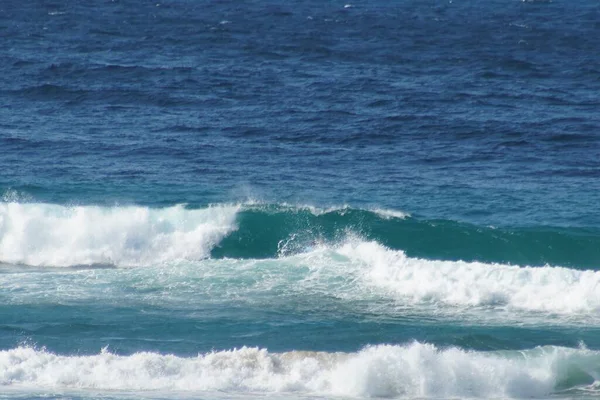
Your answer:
0,202 -> 239,267
336,240 -> 600,314
0,343 -> 598,398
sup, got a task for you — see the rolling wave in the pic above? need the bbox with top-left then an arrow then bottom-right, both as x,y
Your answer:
1,200 -> 599,271
1,343 -> 599,398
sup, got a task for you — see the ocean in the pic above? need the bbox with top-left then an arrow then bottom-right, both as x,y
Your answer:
1,0 -> 600,399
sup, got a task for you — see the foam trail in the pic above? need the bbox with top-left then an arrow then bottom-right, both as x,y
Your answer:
1,343 -> 599,398
338,240 -> 600,313
0,203 -> 239,267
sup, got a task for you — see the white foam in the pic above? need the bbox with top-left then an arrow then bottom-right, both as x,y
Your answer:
0,202 -> 239,267
336,240 -> 600,314
370,207 -> 409,219
242,201 -> 409,218
0,343 -> 598,397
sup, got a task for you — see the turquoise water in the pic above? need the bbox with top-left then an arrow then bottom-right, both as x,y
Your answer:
1,0 -> 600,398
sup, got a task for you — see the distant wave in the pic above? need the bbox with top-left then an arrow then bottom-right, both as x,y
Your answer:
1,343 -> 599,398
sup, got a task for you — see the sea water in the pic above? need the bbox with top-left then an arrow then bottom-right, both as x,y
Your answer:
1,0 -> 600,399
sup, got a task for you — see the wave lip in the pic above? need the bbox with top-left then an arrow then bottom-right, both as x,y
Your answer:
0,203 -> 239,267
1,343 -> 599,398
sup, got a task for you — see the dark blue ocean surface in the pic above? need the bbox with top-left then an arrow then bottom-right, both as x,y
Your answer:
1,0 -> 600,399
2,0 -> 599,226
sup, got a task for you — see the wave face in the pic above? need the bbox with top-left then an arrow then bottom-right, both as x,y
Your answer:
1,343 -> 599,398
0,202 -> 239,267
215,204 -> 600,269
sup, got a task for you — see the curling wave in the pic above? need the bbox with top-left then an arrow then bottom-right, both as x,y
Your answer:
1,343 -> 599,398
0,202 -> 239,267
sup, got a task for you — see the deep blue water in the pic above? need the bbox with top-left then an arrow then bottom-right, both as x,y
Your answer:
1,0 -> 600,399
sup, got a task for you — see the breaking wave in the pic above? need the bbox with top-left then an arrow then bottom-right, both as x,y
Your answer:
337,240 -> 600,314
1,343 -> 599,398
0,202 -> 239,267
